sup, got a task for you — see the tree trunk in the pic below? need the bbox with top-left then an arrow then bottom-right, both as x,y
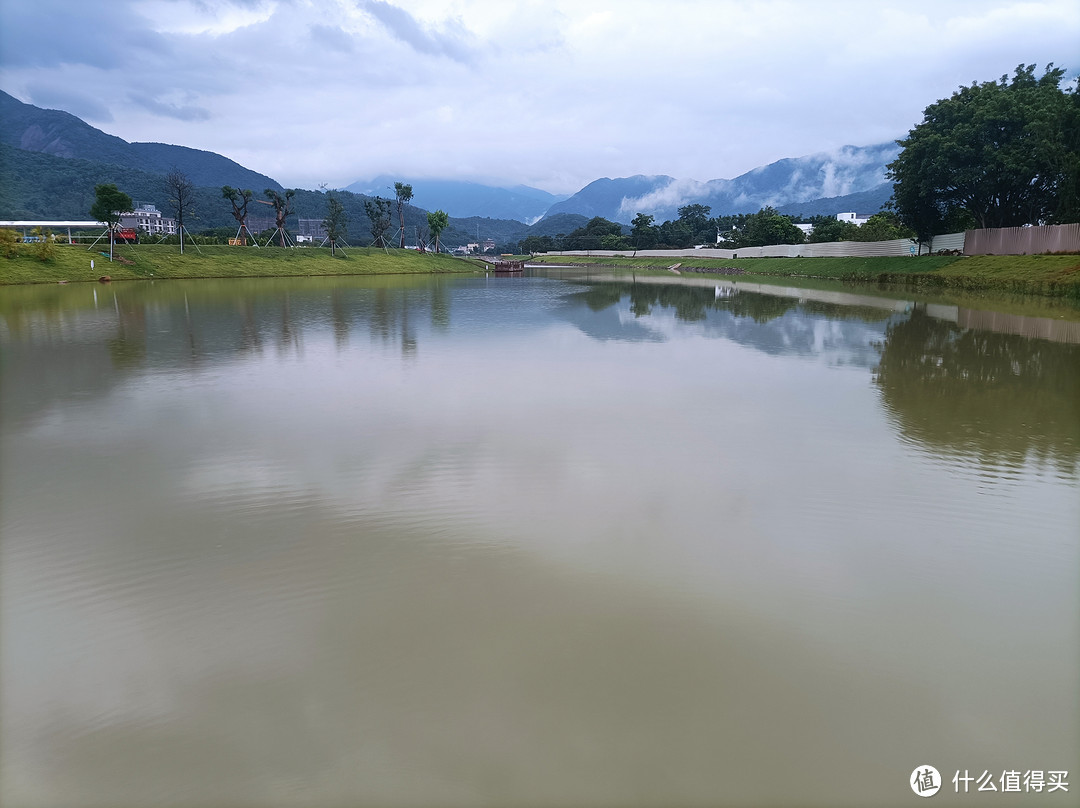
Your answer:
109,229 -> 114,261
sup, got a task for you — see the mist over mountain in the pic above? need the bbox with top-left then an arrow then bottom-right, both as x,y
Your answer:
774,184 -> 895,219
545,144 -> 900,223
1,89 -> 898,243
345,176 -> 567,222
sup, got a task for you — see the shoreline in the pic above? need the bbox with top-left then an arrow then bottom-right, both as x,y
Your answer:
525,254 -> 1080,299
0,243 -> 485,285
2,245 -> 1079,299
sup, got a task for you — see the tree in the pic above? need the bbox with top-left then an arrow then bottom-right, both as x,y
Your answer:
322,192 -> 348,256
807,215 -> 861,243
90,183 -> 133,262
727,207 -> 805,247
393,182 -> 413,248
426,209 -> 449,252
165,168 -> 195,254
519,234 -> 555,254
677,203 -> 713,244
33,227 -> 58,262
264,188 -> 296,247
364,197 -> 392,247
888,63 -> 1079,234
853,211 -> 915,242
222,186 -> 255,243
630,212 -> 658,252
564,217 -> 625,250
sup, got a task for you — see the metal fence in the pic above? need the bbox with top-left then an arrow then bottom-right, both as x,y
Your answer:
964,223 -> 1080,255
546,233 -> 966,260
545,224 -> 1080,261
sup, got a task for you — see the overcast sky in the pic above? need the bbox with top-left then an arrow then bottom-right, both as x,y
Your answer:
1,0 -> 1077,193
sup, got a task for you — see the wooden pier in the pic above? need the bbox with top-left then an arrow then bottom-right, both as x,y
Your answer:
488,259 -> 525,272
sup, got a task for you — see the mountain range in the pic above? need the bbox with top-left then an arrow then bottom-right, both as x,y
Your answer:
1,88 -> 898,244
0,90 -> 279,192
346,176 -> 567,223
542,143 -> 899,224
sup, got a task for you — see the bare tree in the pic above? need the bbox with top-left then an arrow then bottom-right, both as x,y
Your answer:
165,168 -> 196,254
264,189 -> 296,247
222,186 -> 255,244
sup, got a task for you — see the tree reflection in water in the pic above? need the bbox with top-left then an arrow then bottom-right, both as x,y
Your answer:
575,282 -> 799,324
874,308 -> 1080,473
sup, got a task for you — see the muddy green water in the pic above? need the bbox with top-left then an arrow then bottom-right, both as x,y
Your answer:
2,272 -> 1077,806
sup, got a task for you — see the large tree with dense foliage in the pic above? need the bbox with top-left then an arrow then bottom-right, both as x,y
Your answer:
89,183 -> 133,262
888,63 -> 1079,236
564,217 -> 627,251
853,211 -> 915,242
724,207 -> 804,248
630,212 -> 658,251
807,215 -> 860,243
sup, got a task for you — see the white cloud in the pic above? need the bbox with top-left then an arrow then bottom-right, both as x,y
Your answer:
617,178 -> 710,219
1,0 -> 1077,194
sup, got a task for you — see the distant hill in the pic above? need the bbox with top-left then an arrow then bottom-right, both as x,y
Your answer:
346,176 -> 567,222
544,145 -> 901,223
775,183 -> 895,219
543,175 -> 677,221
0,90 -> 281,191
0,88 -> 903,246
0,142 -> 548,248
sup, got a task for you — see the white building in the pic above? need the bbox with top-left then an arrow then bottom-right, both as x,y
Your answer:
836,211 -> 871,227
119,204 -> 177,235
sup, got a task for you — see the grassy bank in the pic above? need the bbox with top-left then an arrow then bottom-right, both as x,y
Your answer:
0,243 -> 482,284
527,254 -> 1080,298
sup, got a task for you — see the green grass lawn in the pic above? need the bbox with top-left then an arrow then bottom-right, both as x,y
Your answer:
0,243 -> 484,284
526,253 -> 1080,297
5,244 -> 1079,299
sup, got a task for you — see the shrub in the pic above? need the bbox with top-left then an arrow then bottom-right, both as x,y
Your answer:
34,228 -> 58,262
0,229 -> 17,259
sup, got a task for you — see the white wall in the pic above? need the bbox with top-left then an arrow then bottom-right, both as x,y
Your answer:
543,232 -> 967,260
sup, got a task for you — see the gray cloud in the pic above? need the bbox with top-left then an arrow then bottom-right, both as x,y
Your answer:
26,84 -> 114,123
309,24 -> 356,54
358,0 -> 476,64
2,1 -> 1078,195
0,0 -> 171,69
128,93 -> 212,122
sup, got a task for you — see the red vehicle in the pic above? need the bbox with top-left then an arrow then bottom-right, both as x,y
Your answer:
113,227 -> 139,244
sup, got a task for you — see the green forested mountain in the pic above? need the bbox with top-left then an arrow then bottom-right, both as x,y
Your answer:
1,143 -> 171,220
0,90 -> 280,191
0,141 -> 564,248
0,90 -> 583,248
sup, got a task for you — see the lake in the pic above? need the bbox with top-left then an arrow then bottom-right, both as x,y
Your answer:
2,270 -> 1077,806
